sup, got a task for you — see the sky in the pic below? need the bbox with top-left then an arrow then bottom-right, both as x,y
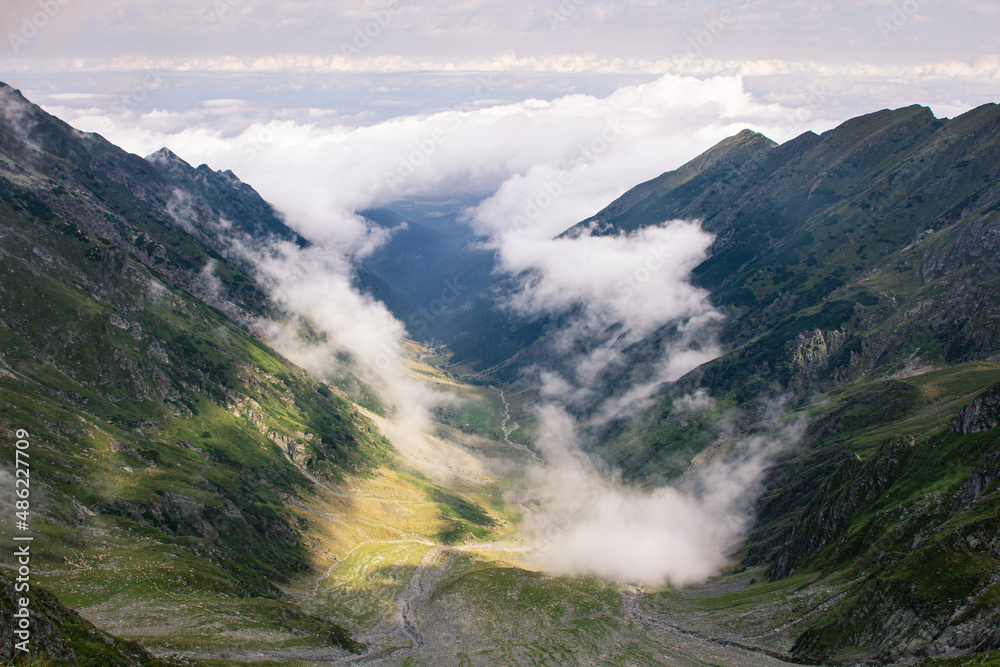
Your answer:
2,1 -> 997,214
2,0 -> 998,585
2,1 -> 998,126
2,0 -> 995,245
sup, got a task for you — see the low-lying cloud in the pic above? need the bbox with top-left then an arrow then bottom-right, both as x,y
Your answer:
239,238 -> 442,429
58,73 -> 831,245
48,71 -> 809,587
51,73 -> 801,419
495,220 -> 724,419
498,221 -> 717,335
524,405 -> 803,587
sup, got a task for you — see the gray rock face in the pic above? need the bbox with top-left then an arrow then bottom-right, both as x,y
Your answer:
952,383 -> 1000,434
786,328 -> 847,391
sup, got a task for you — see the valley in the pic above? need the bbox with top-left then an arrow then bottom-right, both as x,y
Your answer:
1,79 -> 999,666
17,344 -> 821,666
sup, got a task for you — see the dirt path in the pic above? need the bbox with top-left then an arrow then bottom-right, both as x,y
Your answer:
335,545 -> 460,665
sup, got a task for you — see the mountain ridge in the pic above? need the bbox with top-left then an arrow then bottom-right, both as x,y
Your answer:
564,102 -> 1000,663
0,80 -> 388,662
2,81 -> 1000,665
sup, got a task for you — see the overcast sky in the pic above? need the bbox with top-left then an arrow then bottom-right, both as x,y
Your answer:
2,0 -> 998,122
1,0 -> 997,241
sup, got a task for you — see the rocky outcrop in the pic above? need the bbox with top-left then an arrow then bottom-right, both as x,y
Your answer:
952,382 -> 1000,434
777,431 -> 1000,664
227,391 -> 316,467
769,435 -> 916,580
959,452 -> 1000,506
786,328 -> 847,391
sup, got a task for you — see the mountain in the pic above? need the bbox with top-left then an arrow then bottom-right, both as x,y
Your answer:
577,103 -> 1000,371
4,78 -> 1000,666
353,206 -> 495,342
562,104 -> 1000,663
342,102 -> 1000,663
0,81 -> 384,662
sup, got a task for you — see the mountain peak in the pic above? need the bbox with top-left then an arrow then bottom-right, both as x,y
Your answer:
687,128 -> 777,170
0,80 -> 44,129
732,127 -> 774,143
566,127 -> 777,235
145,146 -> 193,170
0,80 -> 29,105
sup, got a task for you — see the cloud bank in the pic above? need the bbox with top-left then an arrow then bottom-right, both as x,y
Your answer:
50,74 -> 818,419
51,70 -> 806,587
59,73 -> 835,236
524,405 -> 803,587
498,220 -> 725,417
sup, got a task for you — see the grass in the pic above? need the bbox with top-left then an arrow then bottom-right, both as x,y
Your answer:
921,654 -> 1000,667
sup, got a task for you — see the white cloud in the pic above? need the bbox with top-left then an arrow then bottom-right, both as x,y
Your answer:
242,239 -> 443,429
53,73 -> 835,245
673,388 -> 716,414
496,222 -> 717,332
4,0 -> 997,594
41,73 -> 816,426
489,220 -> 725,416
523,405 -> 805,586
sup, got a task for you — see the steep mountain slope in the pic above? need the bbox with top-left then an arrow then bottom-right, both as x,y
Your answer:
568,127 -> 779,236
578,103 -> 1000,375
564,105 -> 1000,663
0,82 -> 388,661
145,146 -> 306,247
5,78 -> 1000,666
1,576 -> 178,666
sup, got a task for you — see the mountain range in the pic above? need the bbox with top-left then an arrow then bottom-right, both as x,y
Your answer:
1,80 -> 999,666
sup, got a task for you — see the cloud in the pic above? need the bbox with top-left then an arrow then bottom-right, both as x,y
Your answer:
239,239 -> 442,429
42,72 -> 796,427
524,404 -> 804,587
52,72 -> 836,244
496,222 -> 717,333
5,0 -> 996,595
11,71 -> 805,451
673,388 -> 716,414
489,220 -> 725,417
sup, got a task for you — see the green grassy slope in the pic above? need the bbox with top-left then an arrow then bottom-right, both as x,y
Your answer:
0,82 -> 393,661
1,572 -> 180,666
568,104 -> 1000,663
